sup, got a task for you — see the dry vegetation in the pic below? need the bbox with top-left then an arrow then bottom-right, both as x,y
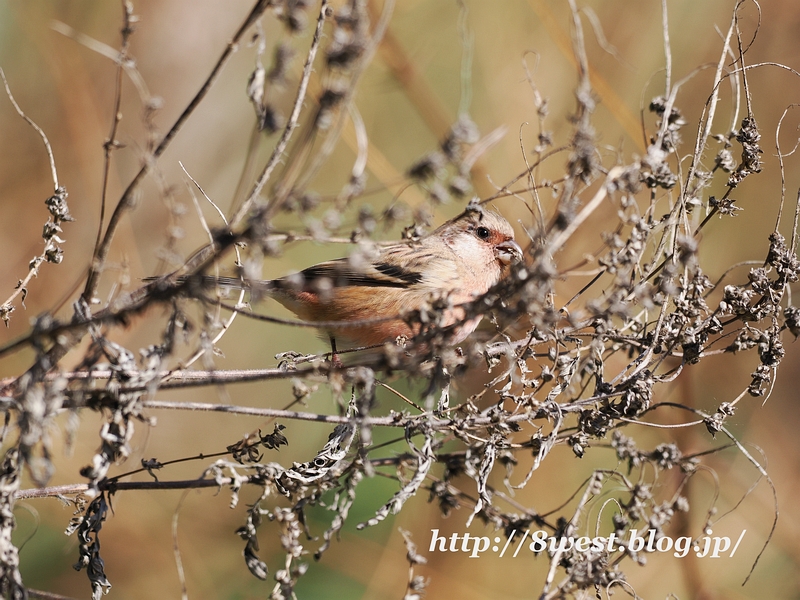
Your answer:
1,0 -> 800,598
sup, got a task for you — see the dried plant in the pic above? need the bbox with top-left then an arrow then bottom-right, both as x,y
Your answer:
0,1 -> 798,598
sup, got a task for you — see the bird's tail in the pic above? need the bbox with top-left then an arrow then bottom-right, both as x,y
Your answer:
143,274 -> 275,293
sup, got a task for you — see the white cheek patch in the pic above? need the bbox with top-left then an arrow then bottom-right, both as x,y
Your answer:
449,236 -> 496,272
450,235 -> 482,256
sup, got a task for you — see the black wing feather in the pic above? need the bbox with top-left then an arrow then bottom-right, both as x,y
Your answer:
273,260 -> 420,290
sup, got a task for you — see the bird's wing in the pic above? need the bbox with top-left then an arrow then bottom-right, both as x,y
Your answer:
275,243 -> 432,291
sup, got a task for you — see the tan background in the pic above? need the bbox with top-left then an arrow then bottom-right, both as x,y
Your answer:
1,1 -> 800,598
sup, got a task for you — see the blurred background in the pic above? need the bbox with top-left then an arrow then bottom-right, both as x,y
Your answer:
2,0 -> 800,598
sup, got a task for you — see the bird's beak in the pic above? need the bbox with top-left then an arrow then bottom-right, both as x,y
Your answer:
496,240 -> 523,265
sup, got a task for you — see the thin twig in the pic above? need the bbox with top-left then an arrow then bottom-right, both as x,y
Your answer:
0,69 -> 59,190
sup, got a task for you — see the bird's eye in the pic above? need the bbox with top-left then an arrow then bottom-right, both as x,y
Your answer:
476,226 -> 490,240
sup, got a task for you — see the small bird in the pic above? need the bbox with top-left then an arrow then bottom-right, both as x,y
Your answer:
158,207 -> 522,351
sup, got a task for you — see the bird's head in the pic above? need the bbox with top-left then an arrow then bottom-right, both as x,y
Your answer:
436,207 -> 523,269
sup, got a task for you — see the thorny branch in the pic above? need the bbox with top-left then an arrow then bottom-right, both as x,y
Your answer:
0,0 -> 798,598
0,69 -> 70,328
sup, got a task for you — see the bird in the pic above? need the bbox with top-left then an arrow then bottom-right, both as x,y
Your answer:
152,207 -> 522,353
